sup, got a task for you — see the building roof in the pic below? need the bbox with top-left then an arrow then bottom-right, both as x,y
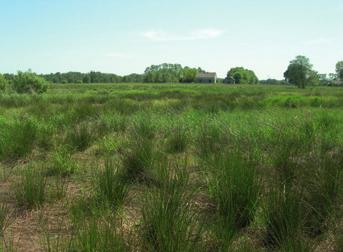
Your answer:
196,72 -> 217,78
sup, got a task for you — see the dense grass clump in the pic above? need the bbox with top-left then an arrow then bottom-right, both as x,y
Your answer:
46,147 -> 77,177
95,160 -> 128,210
65,123 -> 97,151
14,165 -> 46,209
0,119 -> 37,161
207,151 -> 260,248
70,217 -> 128,252
262,186 -> 304,249
0,204 -> 10,237
141,164 -> 201,252
165,124 -> 189,153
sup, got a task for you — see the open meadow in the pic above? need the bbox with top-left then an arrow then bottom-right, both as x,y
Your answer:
0,83 -> 343,251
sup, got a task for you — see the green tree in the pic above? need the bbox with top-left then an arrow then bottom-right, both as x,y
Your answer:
284,56 -> 319,88
225,67 -> 258,84
336,61 -> 343,82
0,74 -> 9,92
12,71 -> 48,94
180,67 -> 198,83
144,63 -> 183,83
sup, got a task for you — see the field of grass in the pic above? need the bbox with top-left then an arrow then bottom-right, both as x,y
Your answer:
0,83 -> 343,251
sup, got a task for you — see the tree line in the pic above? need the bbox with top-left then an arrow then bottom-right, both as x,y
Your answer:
0,58 -> 342,94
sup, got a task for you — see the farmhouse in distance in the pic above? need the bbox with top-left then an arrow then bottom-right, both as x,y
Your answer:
195,72 -> 217,83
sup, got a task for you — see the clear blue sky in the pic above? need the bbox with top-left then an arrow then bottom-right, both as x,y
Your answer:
0,0 -> 342,79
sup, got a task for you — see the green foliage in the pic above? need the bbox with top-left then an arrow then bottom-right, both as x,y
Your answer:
12,71 -> 48,94
15,165 -> 46,209
284,55 -> 320,88
225,67 -> 258,84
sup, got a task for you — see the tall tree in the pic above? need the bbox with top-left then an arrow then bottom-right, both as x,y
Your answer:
284,56 -> 319,88
225,67 -> 258,84
336,61 -> 343,82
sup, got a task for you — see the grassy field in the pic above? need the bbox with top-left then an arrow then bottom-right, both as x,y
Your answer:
0,83 -> 343,251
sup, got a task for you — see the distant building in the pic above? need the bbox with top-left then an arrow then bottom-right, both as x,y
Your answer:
195,72 -> 217,83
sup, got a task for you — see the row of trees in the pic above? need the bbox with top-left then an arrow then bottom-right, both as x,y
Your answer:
1,59 -> 342,90
143,64 -> 202,83
3,65 -> 201,84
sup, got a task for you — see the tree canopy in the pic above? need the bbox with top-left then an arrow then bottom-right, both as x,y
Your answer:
225,67 -> 258,84
144,63 -> 200,83
284,56 -> 319,88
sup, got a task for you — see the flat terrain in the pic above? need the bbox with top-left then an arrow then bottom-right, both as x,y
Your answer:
0,83 -> 343,251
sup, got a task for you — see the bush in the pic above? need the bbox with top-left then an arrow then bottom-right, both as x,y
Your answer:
12,71 -> 48,94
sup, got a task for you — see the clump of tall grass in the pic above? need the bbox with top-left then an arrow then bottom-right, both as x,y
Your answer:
15,165 -> 46,209
165,124 -> 188,153
70,217 -> 127,252
0,204 -> 11,236
65,123 -> 96,151
301,151 -> 343,237
262,186 -> 304,249
0,119 -> 37,161
49,176 -> 68,200
207,151 -> 260,249
46,147 -> 77,177
121,137 -> 157,184
141,163 -> 201,252
131,113 -> 155,140
95,160 -> 128,210
196,118 -> 229,160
